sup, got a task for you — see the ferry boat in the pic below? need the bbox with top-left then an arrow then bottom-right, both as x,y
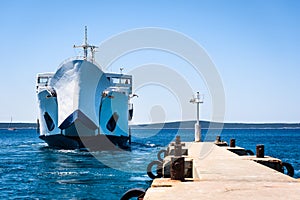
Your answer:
36,27 -> 134,150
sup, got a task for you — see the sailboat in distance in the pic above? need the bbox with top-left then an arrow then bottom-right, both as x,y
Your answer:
8,117 -> 16,131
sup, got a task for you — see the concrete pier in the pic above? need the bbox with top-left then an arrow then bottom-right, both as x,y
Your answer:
144,142 -> 300,200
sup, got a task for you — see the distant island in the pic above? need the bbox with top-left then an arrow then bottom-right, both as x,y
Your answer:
131,120 -> 300,129
0,123 -> 37,129
1,121 -> 300,130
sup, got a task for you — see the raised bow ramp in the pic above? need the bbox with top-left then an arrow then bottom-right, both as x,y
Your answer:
50,60 -> 111,135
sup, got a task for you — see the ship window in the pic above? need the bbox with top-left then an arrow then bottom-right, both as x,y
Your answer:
111,78 -> 120,84
106,112 -> 119,132
38,77 -> 49,84
110,78 -> 131,85
123,78 -> 130,84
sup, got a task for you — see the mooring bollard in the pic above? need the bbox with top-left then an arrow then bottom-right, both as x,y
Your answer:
256,144 -> 264,158
230,139 -> 236,147
174,136 -> 182,157
170,136 -> 185,181
171,157 -> 185,181
216,136 -> 221,142
214,135 -> 228,146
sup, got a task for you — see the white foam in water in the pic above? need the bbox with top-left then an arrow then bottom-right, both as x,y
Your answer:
145,142 -> 156,147
129,175 -> 151,181
57,149 -> 78,154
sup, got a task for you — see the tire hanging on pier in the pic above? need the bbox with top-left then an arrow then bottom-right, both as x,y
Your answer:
282,162 -> 294,177
120,188 -> 145,200
157,149 -> 168,162
245,149 -> 254,156
147,160 -> 163,179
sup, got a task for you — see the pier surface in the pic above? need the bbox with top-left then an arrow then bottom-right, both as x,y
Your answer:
144,142 -> 300,199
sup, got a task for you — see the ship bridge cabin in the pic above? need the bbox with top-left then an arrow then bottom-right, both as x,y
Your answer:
105,73 -> 132,95
36,72 -> 133,95
36,72 -> 54,92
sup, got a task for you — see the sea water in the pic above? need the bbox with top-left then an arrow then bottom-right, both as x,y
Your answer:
0,128 -> 299,199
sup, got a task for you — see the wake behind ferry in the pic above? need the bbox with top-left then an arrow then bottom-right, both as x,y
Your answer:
36,27 -> 135,150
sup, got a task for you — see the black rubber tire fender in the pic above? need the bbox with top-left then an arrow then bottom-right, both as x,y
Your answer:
245,149 -> 254,156
120,188 -> 145,200
282,162 -> 294,177
157,149 -> 168,162
147,160 -> 163,179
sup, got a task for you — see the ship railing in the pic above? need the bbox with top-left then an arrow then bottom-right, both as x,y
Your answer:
105,73 -> 132,93
106,86 -> 131,95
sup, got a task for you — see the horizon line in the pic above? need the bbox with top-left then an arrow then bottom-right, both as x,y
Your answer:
2,120 -> 299,125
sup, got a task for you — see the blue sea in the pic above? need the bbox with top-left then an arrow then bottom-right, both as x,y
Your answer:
0,128 -> 299,199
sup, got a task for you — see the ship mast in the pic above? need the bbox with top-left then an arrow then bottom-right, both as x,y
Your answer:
73,26 -> 98,63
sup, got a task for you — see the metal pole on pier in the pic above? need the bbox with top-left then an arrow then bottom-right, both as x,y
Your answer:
190,92 -> 203,142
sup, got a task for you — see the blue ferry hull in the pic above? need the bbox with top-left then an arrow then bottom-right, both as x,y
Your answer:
39,134 -> 130,150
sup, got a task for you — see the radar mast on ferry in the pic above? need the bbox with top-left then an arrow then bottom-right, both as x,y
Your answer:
73,26 -> 98,63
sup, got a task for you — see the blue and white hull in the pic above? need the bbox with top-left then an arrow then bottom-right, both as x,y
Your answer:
36,59 -> 133,150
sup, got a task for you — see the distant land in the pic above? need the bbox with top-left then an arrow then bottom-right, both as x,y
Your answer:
1,121 -> 300,130
0,123 -> 37,129
131,120 -> 300,129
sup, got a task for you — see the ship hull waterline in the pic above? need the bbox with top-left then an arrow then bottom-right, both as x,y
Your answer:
39,134 -> 130,151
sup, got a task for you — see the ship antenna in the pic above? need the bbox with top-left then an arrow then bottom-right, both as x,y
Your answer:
84,26 -> 88,59
73,26 -> 98,63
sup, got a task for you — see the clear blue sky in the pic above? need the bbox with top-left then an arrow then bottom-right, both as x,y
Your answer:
0,0 -> 299,123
